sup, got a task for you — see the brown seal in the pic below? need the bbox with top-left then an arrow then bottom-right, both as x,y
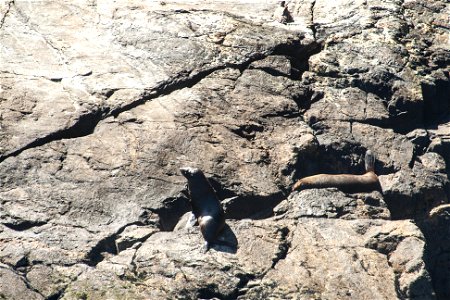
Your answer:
292,150 -> 381,193
180,167 -> 226,251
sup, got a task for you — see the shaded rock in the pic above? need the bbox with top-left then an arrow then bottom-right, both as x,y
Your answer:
390,236 -> 435,299
379,156 -> 448,220
249,55 -> 293,77
313,122 -> 415,174
419,204 -> 450,300
407,128 -> 430,154
173,211 -> 197,231
365,221 -> 435,299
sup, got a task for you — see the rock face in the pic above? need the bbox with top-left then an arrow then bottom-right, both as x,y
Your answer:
0,0 -> 448,299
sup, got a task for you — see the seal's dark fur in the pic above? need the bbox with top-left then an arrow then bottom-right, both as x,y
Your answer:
180,167 -> 225,251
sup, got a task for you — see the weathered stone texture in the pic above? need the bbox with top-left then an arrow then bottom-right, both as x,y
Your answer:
1,0 -> 449,299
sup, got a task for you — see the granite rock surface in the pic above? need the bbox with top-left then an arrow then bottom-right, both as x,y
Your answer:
0,0 -> 449,299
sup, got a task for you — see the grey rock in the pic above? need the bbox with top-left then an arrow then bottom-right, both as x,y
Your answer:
275,188 -> 390,220
115,224 -> 158,252
1,0 -> 449,298
241,219 -> 432,299
379,158 -> 448,220
26,264 -> 88,299
0,264 -> 43,300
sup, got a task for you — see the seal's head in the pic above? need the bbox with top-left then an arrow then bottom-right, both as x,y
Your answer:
364,150 -> 375,173
180,167 -> 202,179
291,180 -> 304,192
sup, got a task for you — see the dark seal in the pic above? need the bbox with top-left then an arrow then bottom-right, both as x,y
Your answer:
180,167 -> 226,251
292,150 -> 381,193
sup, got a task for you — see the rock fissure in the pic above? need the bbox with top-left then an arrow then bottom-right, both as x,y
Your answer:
272,40 -> 323,79
310,0 -> 317,40
270,226 -> 291,269
1,1 -> 448,298
85,222 -> 151,266
0,0 -> 14,29
108,51 -> 277,119
3,220 -> 47,231
12,4 -> 68,67
0,108 -> 107,164
45,290 -> 63,300
0,32 -> 309,167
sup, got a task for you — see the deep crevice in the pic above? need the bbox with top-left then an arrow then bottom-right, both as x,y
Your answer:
84,221 -> 148,266
417,216 -> 450,300
223,192 -> 286,220
255,67 -> 292,78
270,226 -> 290,269
272,39 -> 323,80
0,0 -> 14,29
422,73 -> 450,126
3,220 -> 47,231
46,290 -> 63,300
310,0 -> 317,40
229,123 -> 264,141
228,273 -> 255,300
197,285 -> 222,300
85,234 -> 118,267
0,108 -> 108,164
151,194 -> 192,231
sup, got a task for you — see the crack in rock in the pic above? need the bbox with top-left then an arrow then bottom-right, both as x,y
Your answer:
0,47 -> 294,165
270,226 -> 291,269
0,108 -> 107,163
84,223 -> 140,267
0,0 -> 14,29
3,220 -> 47,231
310,0 -> 317,40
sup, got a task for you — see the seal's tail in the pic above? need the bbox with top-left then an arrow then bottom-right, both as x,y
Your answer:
365,150 -> 376,173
